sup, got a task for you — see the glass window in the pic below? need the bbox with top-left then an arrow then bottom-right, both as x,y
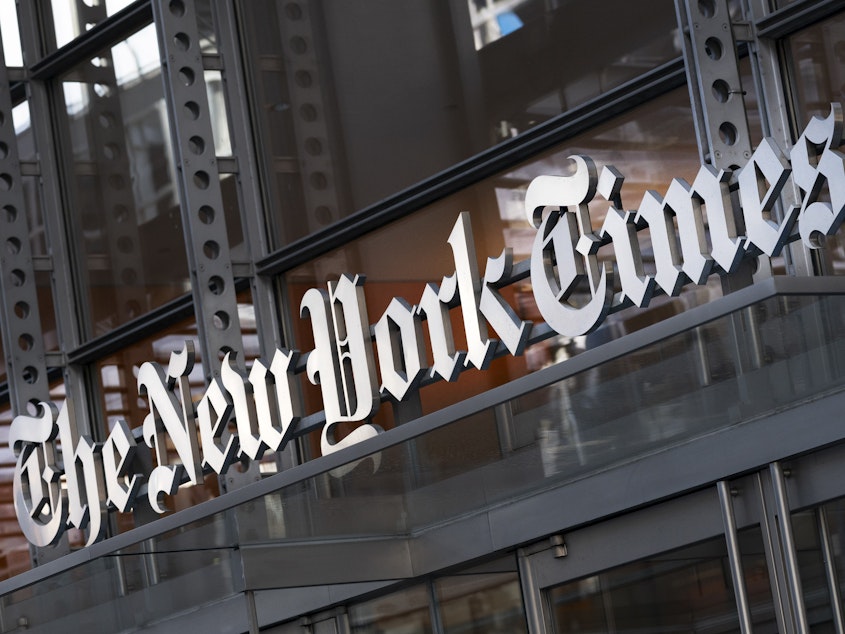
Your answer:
57,24 -> 191,338
436,572 -> 527,634
239,0 -> 682,247
791,498 -> 845,630
51,0 -> 143,49
284,88 -> 703,447
349,583 -> 433,633
548,532 -> 776,632
0,0 -> 22,67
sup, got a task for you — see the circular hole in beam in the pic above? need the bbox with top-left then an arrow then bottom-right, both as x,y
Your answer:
213,311 -> 230,330
705,37 -> 723,60
193,171 -> 210,189
18,334 -> 33,351
198,205 -> 215,224
208,275 -> 225,295
174,32 -> 191,51
712,79 -> 731,103
22,366 -> 38,384
189,136 -> 205,155
179,67 -> 195,87
185,101 -> 201,120
14,301 -> 29,319
698,0 -> 716,18
719,122 -> 739,146
203,240 -> 220,259
169,0 -> 186,17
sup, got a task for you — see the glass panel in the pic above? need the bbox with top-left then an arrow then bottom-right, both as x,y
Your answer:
233,292 -> 845,548
436,572 -> 527,634
195,0 -> 217,53
0,0 -> 22,67
0,541 -> 238,632
205,70 -> 232,156
51,0 -> 144,49
58,24 -> 191,338
285,88 -> 703,446
784,11 -> 845,274
239,0 -> 682,246
791,509 -> 838,632
348,583 -> 433,634
548,531 -> 776,632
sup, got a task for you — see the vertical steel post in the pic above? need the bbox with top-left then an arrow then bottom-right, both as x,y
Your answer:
153,0 -> 243,377
1,3 -> 79,563
817,505 -> 845,634
770,462 -> 809,633
717,480 -> 754,634
0,37 -> 51,418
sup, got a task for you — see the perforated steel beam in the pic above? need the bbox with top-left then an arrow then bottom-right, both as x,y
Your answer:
153,0 -> 261,489
152,0 -> 243,379
0,43 -> 50,418
680,0 -> 754,170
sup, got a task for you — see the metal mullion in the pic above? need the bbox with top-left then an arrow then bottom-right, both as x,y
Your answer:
717,480 -> 754,634
152,0 -> 265,493
817,505 -> 845,634
3,5 -> 75,564
0,39 -> 51,417
770,461 -> 810,633
28,0 -> 152,81
755,470 -> 795,633
152,0 -> 244,379
256,58 -> 687,277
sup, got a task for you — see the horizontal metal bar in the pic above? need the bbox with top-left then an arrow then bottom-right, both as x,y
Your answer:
755,0 -> 844,39
256,57 -> 686,277
66,293 -> 195,365
28,0 -> 152,80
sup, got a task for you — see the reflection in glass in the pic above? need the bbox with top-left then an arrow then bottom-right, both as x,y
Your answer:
58,24 -> 191,338
793,498 -> 845,630
784,11 -> 845,275
548,532 -> 776,632
285,88 -> 702,451
239,0 -> 681,246
0,0 -> 22,67
50,0 -> 141,49
436,572 -> 527,633
349,583 -> 433,634
0,542 -> 238,632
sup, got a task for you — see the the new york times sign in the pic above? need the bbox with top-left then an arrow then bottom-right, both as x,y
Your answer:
11,105 -> 845,547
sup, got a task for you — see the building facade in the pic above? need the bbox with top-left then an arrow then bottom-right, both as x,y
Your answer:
0,0 -> 844,631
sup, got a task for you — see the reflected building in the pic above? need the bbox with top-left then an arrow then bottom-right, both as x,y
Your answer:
0,0 -> 844,632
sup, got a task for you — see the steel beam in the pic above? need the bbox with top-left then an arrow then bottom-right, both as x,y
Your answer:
152,0 -> 261,490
